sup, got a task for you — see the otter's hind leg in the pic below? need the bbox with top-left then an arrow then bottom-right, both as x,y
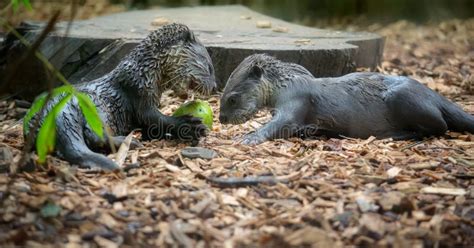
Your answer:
55,109 -> 119,171
83,128 -> 142,151
384,85 -> 448,138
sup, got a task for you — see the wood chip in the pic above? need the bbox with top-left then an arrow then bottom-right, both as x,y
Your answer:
408,161 -> 439,170
387,166 -> 402,178
256,20 -> 272,28
273,26 -> 289,33
285,226 -> 333,247
294,39 -> 311,44
151,17 -> 171,27
115,132 -> 133,167
221,194 -> 240,206
1,17 -> 473,247
420,187 -> 467,196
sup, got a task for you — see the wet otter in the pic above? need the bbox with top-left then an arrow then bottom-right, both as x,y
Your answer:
219,54 -> 474,145
25,23 -> 217,170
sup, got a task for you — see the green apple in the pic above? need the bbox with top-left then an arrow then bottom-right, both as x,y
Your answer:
172,100 -> 213,129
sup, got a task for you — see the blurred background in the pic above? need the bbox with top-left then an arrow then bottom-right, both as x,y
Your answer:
1,0 -> 473,97
136,0 -> 474,24
2,0 -> 474,26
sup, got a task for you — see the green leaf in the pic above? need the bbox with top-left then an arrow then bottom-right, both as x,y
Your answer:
36,93 -> 72,164
52,92 -> 73,116
23,85 -> 74,135
11,0 -> 33,12
23,92 -> 47,136
11,0 -> 19,12
76,92 -> 104,139
40,201 -> 61,218
53,85 -> 74,95
36,109 -> 56,164
21,0 -> 32,11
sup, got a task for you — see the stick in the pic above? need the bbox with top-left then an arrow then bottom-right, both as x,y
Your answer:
207,175 -> 289,188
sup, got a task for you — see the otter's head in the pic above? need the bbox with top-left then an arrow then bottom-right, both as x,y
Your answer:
219,54 -> 313,124
163,28 -> 216,96
219,55 -> 271,124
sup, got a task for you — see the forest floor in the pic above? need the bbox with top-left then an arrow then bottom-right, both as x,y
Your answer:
1,14 -> 474,248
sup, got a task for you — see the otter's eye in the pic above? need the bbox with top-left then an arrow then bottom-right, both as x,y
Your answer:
228,96 -> 237,106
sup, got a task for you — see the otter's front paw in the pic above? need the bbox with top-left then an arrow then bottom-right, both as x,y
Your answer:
111,136 -> 143,149
174,115 -> 208,143
240,132 -> 267,145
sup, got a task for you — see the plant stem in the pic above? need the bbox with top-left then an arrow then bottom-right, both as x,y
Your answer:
1,17 -> 116,154
0,2 -> 13,17
0,19 -> 71,86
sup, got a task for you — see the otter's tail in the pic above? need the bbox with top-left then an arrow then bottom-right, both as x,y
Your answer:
441,100 -> 474,134
56,123 -> 118,171
59,145 -> 119,171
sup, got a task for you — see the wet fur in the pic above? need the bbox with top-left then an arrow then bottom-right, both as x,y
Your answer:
25,24 -> 216,170
220,54 -> 474,144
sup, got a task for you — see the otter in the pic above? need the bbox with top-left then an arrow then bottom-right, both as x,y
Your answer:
219,54 -> 474,145
24,23 -> 216,170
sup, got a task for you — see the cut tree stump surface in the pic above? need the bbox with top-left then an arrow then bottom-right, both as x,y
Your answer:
2,5 -> 383,97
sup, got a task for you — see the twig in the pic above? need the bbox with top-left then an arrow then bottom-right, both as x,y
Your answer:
55,0 -> 78,80
2,6 -> 116,155
0,2 -> 13,16
0,16 -> 69,86
453,173 -> 474,179
399,140 -> 426,151
207,175 -> 289,188
338,134 -> 359,141
417,146 -> 469,156
452,156 -> 474,168
0,12 -> 61,210
11,12 -> 61,168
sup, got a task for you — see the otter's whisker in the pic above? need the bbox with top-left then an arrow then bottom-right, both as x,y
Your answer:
161,74 -> 183,88
197,84 -> 205,95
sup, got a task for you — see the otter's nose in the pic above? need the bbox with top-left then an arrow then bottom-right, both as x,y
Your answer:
219,114 -> 228,124
209,79 -> 217,92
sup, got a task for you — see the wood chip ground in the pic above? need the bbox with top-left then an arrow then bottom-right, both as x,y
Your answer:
0,19 -> 473,247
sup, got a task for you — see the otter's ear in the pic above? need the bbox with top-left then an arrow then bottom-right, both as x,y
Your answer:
186,31 -> 196,42
249,65 -> 263,79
